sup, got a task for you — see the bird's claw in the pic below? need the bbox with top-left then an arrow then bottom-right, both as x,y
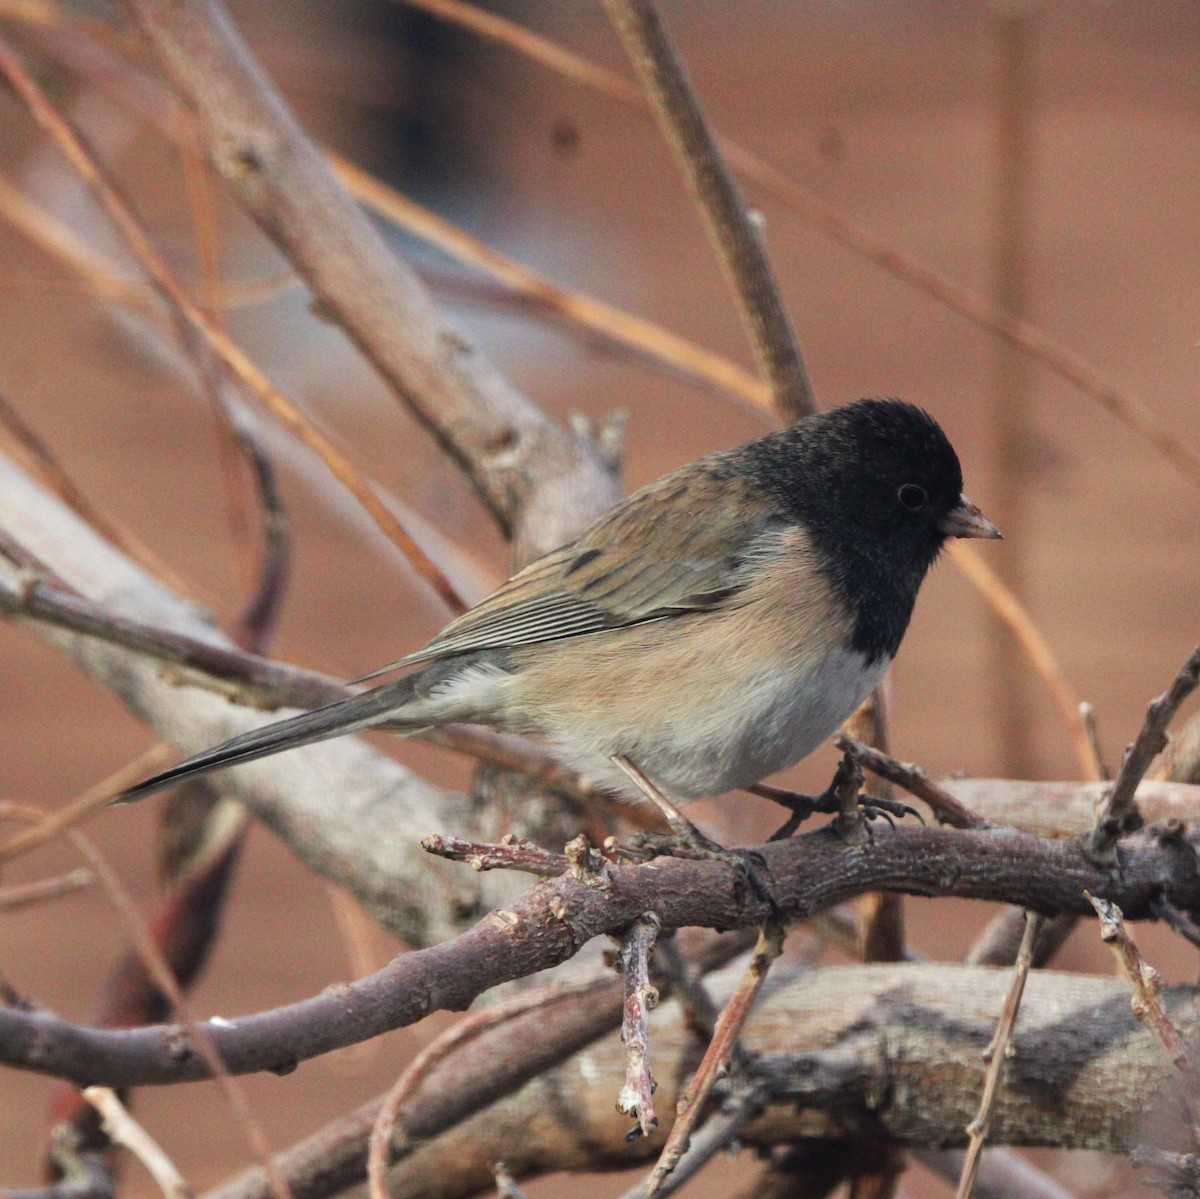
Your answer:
621,831 -> 780,916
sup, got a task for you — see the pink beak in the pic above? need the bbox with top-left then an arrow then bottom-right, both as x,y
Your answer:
939,494 -> 1002,540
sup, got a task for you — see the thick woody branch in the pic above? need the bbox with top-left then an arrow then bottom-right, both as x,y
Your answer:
368,962 -> 1198,1199
4,821 -> 1200,1088
121,0 -> 621,555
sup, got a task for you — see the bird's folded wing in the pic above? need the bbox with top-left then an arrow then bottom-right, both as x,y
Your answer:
398,467 -> 787,667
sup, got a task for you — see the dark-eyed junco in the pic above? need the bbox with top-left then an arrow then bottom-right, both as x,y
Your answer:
119,399 -> 998,806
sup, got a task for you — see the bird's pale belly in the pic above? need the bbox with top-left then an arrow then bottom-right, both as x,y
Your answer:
503,625 -> 887,802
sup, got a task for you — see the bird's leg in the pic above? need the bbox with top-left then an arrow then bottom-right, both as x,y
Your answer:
610,755 -> 778,912
752,754 -> 922,842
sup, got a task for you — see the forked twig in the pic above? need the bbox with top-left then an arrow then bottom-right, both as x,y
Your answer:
955,910 -> 1041,1199
603,0 -> 814,422
420,834 -> 570,878
618,911 -> 662,1138
835,735 -> 987,830
1089,642 -> 1200,863
646,920 -> 784,1195
1088,893 -> 1200,1143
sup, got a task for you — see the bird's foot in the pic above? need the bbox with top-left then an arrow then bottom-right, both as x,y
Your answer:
621,828 -> 778,913
751,755 -> 923,842
609,754 -> 778,912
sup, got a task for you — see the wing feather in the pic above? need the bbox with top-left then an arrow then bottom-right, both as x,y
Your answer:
388,454 -> 787,669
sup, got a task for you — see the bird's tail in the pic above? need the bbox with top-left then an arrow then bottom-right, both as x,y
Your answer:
115,673 -> 423,804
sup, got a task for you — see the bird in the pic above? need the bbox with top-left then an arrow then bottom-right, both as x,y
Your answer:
118,398 -> 999,809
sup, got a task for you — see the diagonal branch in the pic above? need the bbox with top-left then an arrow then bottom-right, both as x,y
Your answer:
603,0 -> 814,422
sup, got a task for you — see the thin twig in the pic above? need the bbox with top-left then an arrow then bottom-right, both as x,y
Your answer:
618,911 -> 662,1138
835,735 -> 988,830
420,834 -> 570,878
82,1087 -> 195,1199
365,971 -> 613,1199
0,868 -> 93,911
955,910 -> 1041,1199
603,0 -> 814,422
0,34 -> 468,614
1090,642 -> 1200,863
610,755 -> 696,839
0,747 -> 172,863
0,388 -> 185,590
1087,892 -> 1200,1143
843,689 -> 905,967
1152,895 -> 1200,952
647,919 -> 785,1195
1079,702 -> 1110,781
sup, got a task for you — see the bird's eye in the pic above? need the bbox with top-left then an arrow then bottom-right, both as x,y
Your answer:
898,483 -> 927,511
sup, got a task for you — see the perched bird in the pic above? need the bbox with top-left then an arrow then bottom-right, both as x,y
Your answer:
119,399 -> 998,807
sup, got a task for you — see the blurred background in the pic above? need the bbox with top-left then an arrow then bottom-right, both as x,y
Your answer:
1,2 -> 1198,1195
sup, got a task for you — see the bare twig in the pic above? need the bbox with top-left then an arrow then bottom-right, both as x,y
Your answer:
617,911 -> 663,1138
0,868 -> 92,911
835,735 -> 987,830
603,0 -> 814,422
365,971 -> 613,1199
0,388 -> 184,590
421,834 -> 570,879
330,153 -> 770,411
946,541 -> 1095,779
0,747 -> 172,863
843,690 -> 905,965
966,909 -> 1075,969
1079,702 -> 1110,781
955,910 -> 1041,1199
1152,895 -> 1200,952
648,919 -> 784,1194
610,755 -> 697,840
1090,643 -> 1200,863
1088,892 -> 1200,1142
82,1087 -> 194,1199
